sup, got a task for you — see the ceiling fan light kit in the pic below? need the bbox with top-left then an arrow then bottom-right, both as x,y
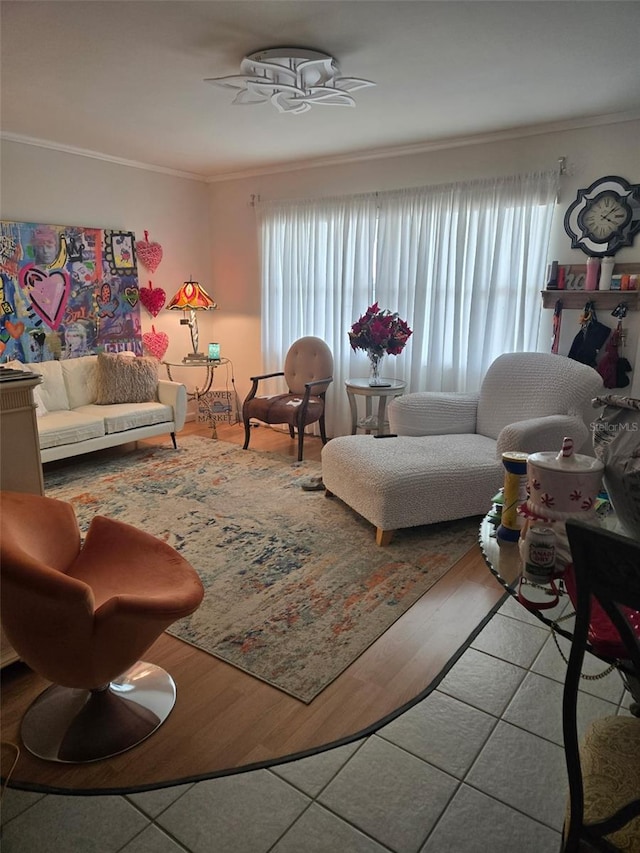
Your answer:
205,48 -> 375,114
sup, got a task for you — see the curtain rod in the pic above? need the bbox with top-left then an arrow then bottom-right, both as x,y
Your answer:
251,164 -> 564,209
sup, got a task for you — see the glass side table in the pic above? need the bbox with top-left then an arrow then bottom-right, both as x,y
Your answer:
345,377 -> 406,436
479,514 -> 570,629
163,359 -> 231,437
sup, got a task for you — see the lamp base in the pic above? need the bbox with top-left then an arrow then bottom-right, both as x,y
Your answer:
183,352 -> 208,363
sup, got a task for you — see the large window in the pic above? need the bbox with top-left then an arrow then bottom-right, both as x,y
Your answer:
257,170 -> 559,437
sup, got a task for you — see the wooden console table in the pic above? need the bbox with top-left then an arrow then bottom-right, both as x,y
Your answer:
0,371 -> 44,668
0,372 -> 45,496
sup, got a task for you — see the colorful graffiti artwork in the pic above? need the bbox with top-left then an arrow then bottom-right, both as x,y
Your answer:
0,221 -> 143,362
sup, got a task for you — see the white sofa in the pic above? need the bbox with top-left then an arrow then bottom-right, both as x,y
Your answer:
322,352 -> 604,545
8,355 -> 187,463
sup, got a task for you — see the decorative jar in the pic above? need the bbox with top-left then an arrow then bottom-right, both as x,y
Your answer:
526,436 -> 604,520
496,451 -> 529,542
522,436 -> 604,571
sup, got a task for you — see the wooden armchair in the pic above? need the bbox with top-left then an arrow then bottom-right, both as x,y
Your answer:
242,336 -> 333,461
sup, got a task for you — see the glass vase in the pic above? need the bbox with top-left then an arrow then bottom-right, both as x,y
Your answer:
368,351 -> 385,386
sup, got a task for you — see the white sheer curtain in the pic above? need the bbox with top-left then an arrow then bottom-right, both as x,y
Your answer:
257,194 -> 377,437
257,170 -> 559,438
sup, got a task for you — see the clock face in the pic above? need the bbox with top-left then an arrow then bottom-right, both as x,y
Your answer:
578,193 -> 631,242
564,176 -> 640,257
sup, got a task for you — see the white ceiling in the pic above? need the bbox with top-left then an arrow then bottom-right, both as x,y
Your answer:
2,1 -> 640,181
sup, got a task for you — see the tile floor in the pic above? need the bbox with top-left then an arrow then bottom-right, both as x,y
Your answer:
1,595 -> 633,853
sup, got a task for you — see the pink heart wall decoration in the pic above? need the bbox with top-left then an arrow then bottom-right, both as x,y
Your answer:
135,230 -> 163,274
139,281 -> 166,317
19,264 -> 70,329
142,326 -> 169,360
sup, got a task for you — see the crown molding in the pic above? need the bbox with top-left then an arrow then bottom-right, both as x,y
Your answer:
205,109 -> 640,183
0,133 -> 206,182
3,108 -> 639,185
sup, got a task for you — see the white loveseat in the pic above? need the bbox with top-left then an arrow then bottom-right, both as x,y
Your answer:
9,355 -> 187,463
322,352 -> 604,545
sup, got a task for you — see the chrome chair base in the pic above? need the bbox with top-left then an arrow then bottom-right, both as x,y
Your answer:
21,662 -> 176,763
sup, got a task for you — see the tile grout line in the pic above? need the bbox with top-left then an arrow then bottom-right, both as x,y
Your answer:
3,616 -> 630,851
121,795 -> 196,853
263,738 -> 401,853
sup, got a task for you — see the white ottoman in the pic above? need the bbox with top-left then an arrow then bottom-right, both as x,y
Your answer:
321,433 -> 503,545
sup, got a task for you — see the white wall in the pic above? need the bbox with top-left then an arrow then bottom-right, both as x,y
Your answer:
209,118 -> 640,402
0,140 -> 213,383
2,119 -> 639,420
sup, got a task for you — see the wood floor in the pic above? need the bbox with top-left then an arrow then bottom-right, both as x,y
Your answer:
0,421 -> 506,794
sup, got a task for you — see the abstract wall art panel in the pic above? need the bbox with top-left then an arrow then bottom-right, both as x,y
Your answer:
0,221 -> 143,363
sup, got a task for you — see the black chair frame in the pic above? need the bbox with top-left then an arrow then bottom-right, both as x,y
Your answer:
562,519 -> 640,852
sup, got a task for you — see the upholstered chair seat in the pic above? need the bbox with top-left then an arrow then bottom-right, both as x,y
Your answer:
562,520 -> 640,852
246,393 -> 325,427
569,716 -> 640,851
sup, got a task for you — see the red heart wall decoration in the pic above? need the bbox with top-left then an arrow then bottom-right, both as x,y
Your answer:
139,281 -> 166,317
142,326 -> 169,360
135,230 -> 163,274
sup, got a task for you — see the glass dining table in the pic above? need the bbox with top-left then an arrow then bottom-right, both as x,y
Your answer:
479,514 -> 575,642
478,513 -> 640,713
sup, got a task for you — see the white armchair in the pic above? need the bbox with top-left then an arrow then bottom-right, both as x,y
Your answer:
321,352 -> 604,545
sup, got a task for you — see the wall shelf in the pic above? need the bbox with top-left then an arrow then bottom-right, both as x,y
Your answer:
541,290 -> 640,310
541,263 -> 639,310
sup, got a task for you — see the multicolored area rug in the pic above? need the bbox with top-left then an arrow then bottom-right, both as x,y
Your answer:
45,437 -> 479,702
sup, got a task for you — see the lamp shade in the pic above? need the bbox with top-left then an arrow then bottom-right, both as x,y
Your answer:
167,279 -> 217,311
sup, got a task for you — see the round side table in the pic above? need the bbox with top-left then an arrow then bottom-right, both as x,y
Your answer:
345,378 -> 406,436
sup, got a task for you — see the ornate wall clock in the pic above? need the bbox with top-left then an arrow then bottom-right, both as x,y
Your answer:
564,175 -> 640,256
